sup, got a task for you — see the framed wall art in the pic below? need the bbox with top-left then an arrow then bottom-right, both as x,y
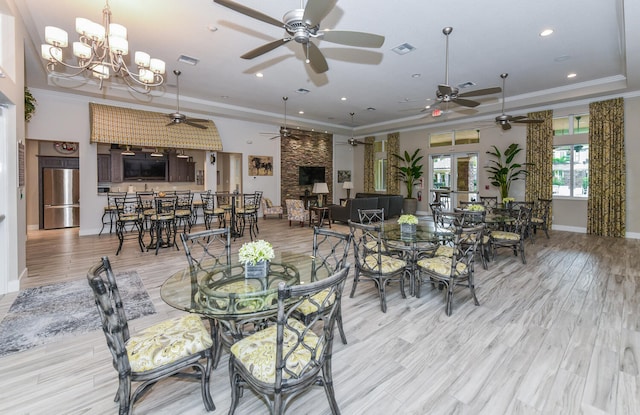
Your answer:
337,170 -> 351,183
248,155 -> 273,176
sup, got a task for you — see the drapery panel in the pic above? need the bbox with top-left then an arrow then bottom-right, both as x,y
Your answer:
363,136 -> 375,193
588,97 -> 625,237
525,109 -> 554,225
386,132 -> 400,195
89,103 -> 223,151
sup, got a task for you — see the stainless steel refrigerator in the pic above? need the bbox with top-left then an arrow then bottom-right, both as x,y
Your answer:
43,168 -> 80,229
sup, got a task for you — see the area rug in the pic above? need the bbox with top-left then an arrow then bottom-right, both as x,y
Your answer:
0,271 -> 156,357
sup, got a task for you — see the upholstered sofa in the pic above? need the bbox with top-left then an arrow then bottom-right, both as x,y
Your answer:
330,193 -> 403,223
354,193 -> 404,219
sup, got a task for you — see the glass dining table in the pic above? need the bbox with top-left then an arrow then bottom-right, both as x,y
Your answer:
161,251 -> 330,353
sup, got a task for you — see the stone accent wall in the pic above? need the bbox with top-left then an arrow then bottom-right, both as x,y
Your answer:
281,131 -> 333,210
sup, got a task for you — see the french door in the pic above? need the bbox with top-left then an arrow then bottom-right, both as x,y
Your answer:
430,152 -> 479,209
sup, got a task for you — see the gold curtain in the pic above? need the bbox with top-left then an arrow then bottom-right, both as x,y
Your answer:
363,136 -> 376,192
525,110 -> 554,224
386,132 -> 400,194
588,97 -> 625,237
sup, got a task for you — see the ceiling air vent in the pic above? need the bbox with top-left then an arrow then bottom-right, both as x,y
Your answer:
391,43 -> 416,55
177,55 -> 200,66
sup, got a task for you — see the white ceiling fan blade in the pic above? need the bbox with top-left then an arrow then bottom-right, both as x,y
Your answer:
303,0 -> 337,27
241,38 -> 292,59
307,42 -> 329,73
320,30 -> 385,48
213,0 -> 283,28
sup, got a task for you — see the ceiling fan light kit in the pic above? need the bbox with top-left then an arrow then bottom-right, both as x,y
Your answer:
494,73 -> 544,130
40,0 -> 166,94
163,70 -> 209,129
213,0 -> 385,74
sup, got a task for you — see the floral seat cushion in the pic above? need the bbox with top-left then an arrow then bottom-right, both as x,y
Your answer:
417,256 -> 467,276
531,217 -> 544,224
362,254 -> 406,273
491,231 -> 520,241
435,245 -> 455,258
126,314 -> 213,373
297,289 -> 335,315
230,318 -> 320,383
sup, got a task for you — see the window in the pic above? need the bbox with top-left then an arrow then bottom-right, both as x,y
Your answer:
374,139 -> 387,191
553,114 -> 589,136
429,129 -> 479,147
553,144 -> 589,198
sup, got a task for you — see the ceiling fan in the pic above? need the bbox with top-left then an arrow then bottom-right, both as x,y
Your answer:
434,27 -> 501,108
344,113 -> 371,146
164,70 -> 209,129
495,73 -> 544,130
213,0 -> 385,74
262,96 -> 310,140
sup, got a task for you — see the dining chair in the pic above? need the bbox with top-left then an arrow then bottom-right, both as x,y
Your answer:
348,220 -> 407,313
174,190 -> 194,233
253,190 -> 263,234
114,195 -> 144,256
416,224 -> 484,316
215,193 -> 233,228
100,191 -> 127,236
531,198 -> 552,239
181,227 -> 232,367
87,256 -> 215,415
479,196 -> 498,213
358,208 -> 385,224
227,265 -> 350,415
490,206 -> 531,264
300,227 -> 352,344
148,195 -> 179,255
455,208 -> 491,269
235,192 -> 259,240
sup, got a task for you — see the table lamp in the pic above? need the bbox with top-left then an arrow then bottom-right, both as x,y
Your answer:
343,181 -> 353,199
312,182 -> 329,207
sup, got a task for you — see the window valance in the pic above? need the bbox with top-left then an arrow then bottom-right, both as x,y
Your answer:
89,103 -> 223,151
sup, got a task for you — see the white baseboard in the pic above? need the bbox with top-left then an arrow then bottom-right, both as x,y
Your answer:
552,225 -> 587,233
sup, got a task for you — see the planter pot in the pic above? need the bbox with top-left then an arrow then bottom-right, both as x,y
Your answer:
244,260 -> 269,279
403,198 -> 418,215
400,223 -> 416,234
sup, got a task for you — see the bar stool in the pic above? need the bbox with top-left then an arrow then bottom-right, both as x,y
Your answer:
100,191 -> 126,236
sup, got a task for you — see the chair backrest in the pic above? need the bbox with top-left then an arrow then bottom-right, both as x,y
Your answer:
115,195 -> 141,220
273,265 -> 350,389
429,202 -> 443,222
358,208 -> 384,224
241,193 -> 258,212
180,228 -> 232,271
154,195 -> 177,216
534,198 -> 552,219
87,256 -> 131,374
511,206 -> 532,236
479,196 -> 498,210
285,199 -> 305,213
451,224 -> 485,271
254,191 -> 263,209
312,227 -> 352,281
137,192 -> 155,212
201,192 -> 215,210
175,191 -> 193,210
454,208 -> 487,226
216,193 -> 232,209
510,200 -> 534,212
107,191 -> 127,207
348,220 -> 384,273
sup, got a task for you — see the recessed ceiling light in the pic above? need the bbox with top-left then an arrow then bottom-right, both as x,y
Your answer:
411,73 -> 421,78
255,72 -> 263,78
540,29 -> 554,37
341,97 -> 347,101
367,107 -> 376,111
296,88 -> 310,94
567,73 -> 577,78
298,110 -> 304,114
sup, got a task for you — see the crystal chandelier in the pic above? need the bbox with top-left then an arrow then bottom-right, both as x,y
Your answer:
40,0 -> 165,93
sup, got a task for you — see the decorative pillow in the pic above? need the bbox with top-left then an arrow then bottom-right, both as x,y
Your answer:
341,200 -> 347,207
264,198 -> 273,208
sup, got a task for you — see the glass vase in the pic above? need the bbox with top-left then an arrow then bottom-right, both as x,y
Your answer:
244,260 -> 269,279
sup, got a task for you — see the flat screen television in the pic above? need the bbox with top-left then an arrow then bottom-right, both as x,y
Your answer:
298,166 -> 326,185
123,157 -> 167,181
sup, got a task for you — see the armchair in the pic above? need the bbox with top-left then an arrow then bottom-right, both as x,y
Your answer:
260,197 -> 283,219
285,199 -> 309,227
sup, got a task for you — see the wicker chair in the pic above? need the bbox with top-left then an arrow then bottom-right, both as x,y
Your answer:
227,266 -> 350,415
358,208 -> 385,224
531,198 -> 552,239
87,256 -> 215,415
285,199 -> 309,227
416,224 -> 484,315
490,206 -> 532,264
349,220 -> 407,313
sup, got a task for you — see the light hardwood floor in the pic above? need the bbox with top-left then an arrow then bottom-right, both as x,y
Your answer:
1,219 -> 639,414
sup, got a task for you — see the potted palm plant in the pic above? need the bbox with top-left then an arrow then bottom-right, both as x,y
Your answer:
485,143 -> 529,201
393,148 -> 424,214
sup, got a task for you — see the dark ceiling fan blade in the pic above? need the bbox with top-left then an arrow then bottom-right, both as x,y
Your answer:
241,38 -> 292,59
184,120 -> 208,129
186,118 -> 209,123
303,0 -> 337,27
213,0 -> 283,28
458,86 -> 502,98
452,98 -> 480,108
502,122 -> 512,131
320,30 -> 385,48
513,118 -> 544,124
307,42 -> 329,73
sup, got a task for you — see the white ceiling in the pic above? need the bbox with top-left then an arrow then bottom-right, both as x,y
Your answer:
16,0 -> 640,136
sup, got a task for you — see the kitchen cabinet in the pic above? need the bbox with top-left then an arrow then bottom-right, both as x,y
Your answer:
168,152 -> 196,182
110,149 -> 123,183
97,154 -> 111,182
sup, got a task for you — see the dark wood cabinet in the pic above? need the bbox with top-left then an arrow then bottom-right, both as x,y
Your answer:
110,149 -> 123,183
168,152 -> 196,182
97,154 -> 111,182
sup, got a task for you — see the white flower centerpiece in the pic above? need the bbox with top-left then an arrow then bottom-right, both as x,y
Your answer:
239,239 -> 274,279
397,214 -> 418,234
502,197 -> 515,209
